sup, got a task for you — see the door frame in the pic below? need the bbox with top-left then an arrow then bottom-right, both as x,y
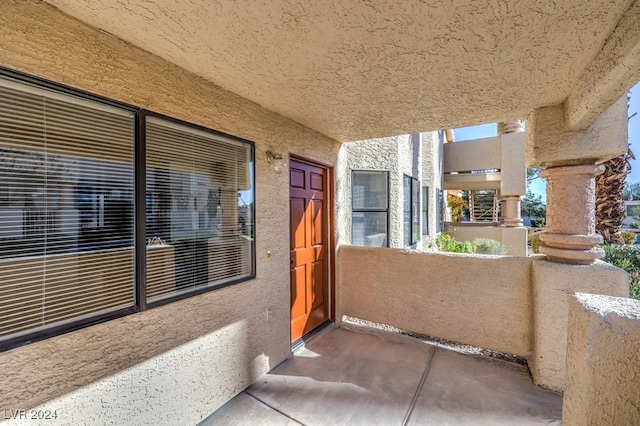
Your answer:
289,154 -> 336,337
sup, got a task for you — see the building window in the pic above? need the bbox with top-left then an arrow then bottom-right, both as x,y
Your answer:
352,171 -> 388,247
145,116 -> 254,302
403,175 -> 420,246
422,186 -> 429,235
437,188 -> 444,232
0,76 -> 136,344
0,71 -> 255,350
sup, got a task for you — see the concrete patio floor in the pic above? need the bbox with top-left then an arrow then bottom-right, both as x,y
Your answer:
201,324 -> 562,425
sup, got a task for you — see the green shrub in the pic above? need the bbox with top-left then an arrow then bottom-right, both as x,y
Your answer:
620,230 -> 638,245
601,244 -> 640,299
530,218 -> 545,228
473,238 -> 507,255
630,222 -> 639,229
529,232 -> 542,254
434,231 -> 476,253
446,194 -> 467,222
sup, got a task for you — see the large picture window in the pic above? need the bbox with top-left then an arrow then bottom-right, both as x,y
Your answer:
352,171 -> 388,247
0,77 -> 136,343
0,72 -> 255,350
145,117 -> 253,302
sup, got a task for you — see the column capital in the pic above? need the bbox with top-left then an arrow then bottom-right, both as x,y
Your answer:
498,120 -> 525,134
539,164 -> 605,179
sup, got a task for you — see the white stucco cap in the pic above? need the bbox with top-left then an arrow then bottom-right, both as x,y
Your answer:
574,292 -> 640,320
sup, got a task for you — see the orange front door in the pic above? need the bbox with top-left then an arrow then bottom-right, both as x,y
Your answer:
289,159 -> 329,342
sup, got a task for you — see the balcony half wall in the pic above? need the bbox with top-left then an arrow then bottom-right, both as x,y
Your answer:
443,133 -> 526,196
336,245 -> 628,391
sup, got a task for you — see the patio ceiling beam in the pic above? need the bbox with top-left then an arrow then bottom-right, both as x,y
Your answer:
565,0 -> 640,130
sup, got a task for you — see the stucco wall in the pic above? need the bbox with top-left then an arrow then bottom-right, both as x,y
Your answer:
337,246 -> 631,391
563,293 -> 640,425
530,259 -> 629,392
526,97 -> 628,168
500,132 -> 527,196
336,246 -> 533,357
0,2 -> 339,424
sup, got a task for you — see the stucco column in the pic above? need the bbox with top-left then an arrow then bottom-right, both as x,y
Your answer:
538,164 -> 604,264
501,196 -> 522,226
497,120 -> 525,134
499,120 -> 524,227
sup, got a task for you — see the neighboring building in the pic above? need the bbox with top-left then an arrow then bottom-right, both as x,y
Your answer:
337,132 -> 444,250
0,2 -> 639,425
624,200 -> 640,227
443,124 -> 529,256
338,125 -> 528,255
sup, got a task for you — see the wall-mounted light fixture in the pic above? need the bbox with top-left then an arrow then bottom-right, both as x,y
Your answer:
265,151 -> 287,174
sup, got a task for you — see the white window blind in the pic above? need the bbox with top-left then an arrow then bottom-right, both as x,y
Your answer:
145,117 -> 253,302
0,78 -> 135,341
351,171 -> 389,247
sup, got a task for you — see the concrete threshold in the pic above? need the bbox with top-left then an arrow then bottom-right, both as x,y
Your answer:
200,324 -> 562,425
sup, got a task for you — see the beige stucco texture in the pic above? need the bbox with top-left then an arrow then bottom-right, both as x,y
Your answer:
565,0 -> 640,130
0,1 -> 339,423
443,132 -> 527,196
337,247 -> 630,391
526,97 -> 628,168
563,293 -> 640,425
43,0 -> 636,141
337,246 -> 533,357
530,260 -> 629,392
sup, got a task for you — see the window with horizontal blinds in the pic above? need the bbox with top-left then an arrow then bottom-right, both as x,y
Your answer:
0,69 -> 256,350
0,77 -> 135,341
351,171 -> 389,247
145,116 -> 254,302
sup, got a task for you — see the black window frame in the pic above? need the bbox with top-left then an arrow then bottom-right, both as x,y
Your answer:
0,67 -> 256,351
403,175 -> 420,247
351,170 -> 390,247
437,188 -> 444,233
422,186 -> 429,235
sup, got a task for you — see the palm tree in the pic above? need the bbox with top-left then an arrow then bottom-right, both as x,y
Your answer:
595,150 -> 633,244
596,94 -> 636,244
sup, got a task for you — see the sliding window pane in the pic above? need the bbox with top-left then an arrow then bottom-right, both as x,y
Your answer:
0,77 -> 135,341
145,117 -> 254,302
403,176 -> 411,246
352,171 -> 388,247
422,186 -> 429,235
411,178 -> 420,244
352,171 -> 388,210
352,212 -> 388,247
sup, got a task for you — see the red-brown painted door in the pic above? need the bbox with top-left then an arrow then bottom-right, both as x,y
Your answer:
290,159 -> 329,342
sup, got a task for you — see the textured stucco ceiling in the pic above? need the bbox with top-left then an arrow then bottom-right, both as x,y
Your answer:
44,0 -> 633,141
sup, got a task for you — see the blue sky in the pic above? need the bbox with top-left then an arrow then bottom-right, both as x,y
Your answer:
454,81 -> 640,203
